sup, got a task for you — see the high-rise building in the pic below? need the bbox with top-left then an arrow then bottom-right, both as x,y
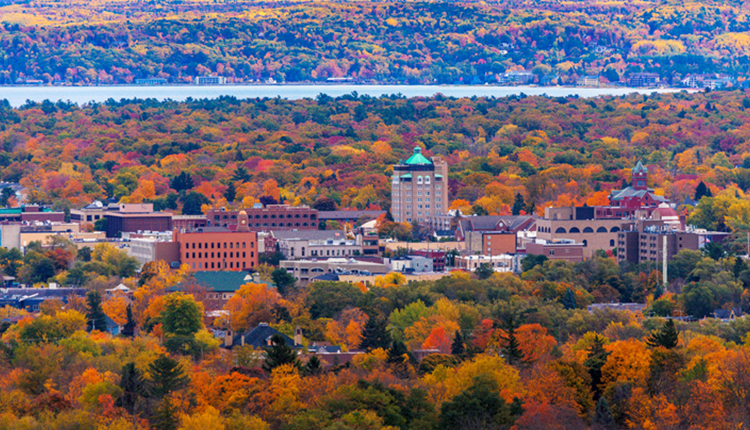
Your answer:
391,147 -> 449,224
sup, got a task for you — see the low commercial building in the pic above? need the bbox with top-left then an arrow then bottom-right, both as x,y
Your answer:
387,256 -> 433,273
281,258 -> 388,287
0,206 -> 65,223
536,206 -> 622,257
130,237 -> 180,268
525,239 -> 586,263
103,204 -> 173,238
411,249 -> 447,272
454,254 -> 517,272
318,210 -> 385,225
271,230 -> 355,259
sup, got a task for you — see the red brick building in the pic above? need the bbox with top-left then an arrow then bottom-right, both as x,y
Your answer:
173,211 -> 258,271
206,204 -> 318,231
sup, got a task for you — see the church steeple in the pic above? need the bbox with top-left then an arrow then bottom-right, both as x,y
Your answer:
632,161 -> 648,191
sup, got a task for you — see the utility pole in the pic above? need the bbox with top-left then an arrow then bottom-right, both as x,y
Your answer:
663,236 -> 668,289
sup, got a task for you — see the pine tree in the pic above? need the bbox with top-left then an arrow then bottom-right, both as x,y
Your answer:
695,181 -> 710,201
86,290 -> 107,332
593,397 -> 615,429
303,355 -> 322,376
122,304 -> 135,338
451,331 -> 465,355
512,193 -> 525,215
224,181 -> 236,202
359,315 -> 392,351
386,340 -> 409,364
562,288 -> 577,310
117,362 -> 146,415
152,397 -> 179,430
263,334 -> 301,373
646,319 -> 679,349
148,355 -> 188,399
497,315 -> 526,366
583,335 -> 610,400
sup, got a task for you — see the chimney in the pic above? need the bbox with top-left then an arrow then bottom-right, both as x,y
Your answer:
240,332 -> 245,347
294,326 -> 302,346
224,330 -> 233,348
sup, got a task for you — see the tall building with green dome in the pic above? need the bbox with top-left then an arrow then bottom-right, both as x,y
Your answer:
391,147 -> 449,224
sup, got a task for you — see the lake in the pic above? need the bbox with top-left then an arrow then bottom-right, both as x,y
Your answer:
0,84 -> 689,107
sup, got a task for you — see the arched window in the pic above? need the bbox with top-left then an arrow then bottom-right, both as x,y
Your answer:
417,176 -> 423,184
596,227 -> 607,233
424,176 -> 431,184
555,227 -> 567,233
610,239 -> 615,247
583,240 -> 588,246
583,227 -> 594,233
610,227 -> 620,232
569,227 -> 580,233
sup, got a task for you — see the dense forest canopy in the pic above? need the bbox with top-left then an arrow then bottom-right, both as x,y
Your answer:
3,90 -> 750,236
2,0 -> 750,83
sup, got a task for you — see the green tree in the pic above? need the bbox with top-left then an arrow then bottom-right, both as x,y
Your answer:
562,288 -> 577,310
583,335 -> 610,400
304,355 -> 322,376
512,193 -> 525,215
148,355 -> 188,399
439,375 -> 523,430
181,191 -> 210,215
306,281 -> 365,319
451,330 -> 465,355
593,397 -> 615,430
496,314 -> 526,366
86,290 -> 107,332
161,292 -> 203,337
122,304 -> 136,338
694,181 -> 711,200
359,315 -> 392,352
271,268 -> 296,297
475,263 -> 494,280
117,362 -> 147,416
224,181 -> 236,202
263,333 -> 301,373
646,319 -> 679,349
170,172 -> 194,192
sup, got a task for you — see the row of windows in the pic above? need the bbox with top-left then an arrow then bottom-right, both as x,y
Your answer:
190,261 -> 255,270
214,213 -> 315,220
185,251 -> 253,259
187,241 -> 252,249
547,226 -> 621,234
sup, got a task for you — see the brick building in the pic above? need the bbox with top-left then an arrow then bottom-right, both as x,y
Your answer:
173,211 -> 258,271
206,204 -> 318,231
391,147 -> 449,224
525,239 -> 586,263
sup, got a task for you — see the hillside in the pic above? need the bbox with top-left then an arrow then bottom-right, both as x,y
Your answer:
2,0 -> 750,84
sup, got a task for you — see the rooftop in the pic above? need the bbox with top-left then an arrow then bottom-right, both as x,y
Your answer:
403,147 -> 432,165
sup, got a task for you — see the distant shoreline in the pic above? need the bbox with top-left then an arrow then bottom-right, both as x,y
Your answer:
0,84 -> 697,108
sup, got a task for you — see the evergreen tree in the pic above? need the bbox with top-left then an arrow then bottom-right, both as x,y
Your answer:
148,355 -> 188,399
562,288 -> 577,310
583,335 -> 610,400
593,397 -> 615,429
497,314 -> 526,366
117,362 -> 146,415
233,166 -> 250,182
694,181 -> 710,201
152,397 -> 179,430
439,375 -> 524,429
303,355 -> 322,376
475,263 -> 494,280
170,172 -> 194,192
359,315 -> 392,351
86,290 -> 107,332
646,319 -> 679,349
451,331 -> 465,355
386,340 -> 409,364
122,304 -> 135,338
263,334 -> 301,373
224,181 -> 236,202
271,268 -> 296,297
512,193 -> 525,215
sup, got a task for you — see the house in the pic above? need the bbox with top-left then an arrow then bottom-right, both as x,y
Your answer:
223,322 -> 299,349
713,308 -> 742,322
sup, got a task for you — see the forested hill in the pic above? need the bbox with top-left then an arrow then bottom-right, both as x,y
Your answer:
3,0 -> 750,84
2,90 -> 750,244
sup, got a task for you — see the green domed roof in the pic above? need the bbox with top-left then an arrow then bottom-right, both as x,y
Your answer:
404,147 -> 432,165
